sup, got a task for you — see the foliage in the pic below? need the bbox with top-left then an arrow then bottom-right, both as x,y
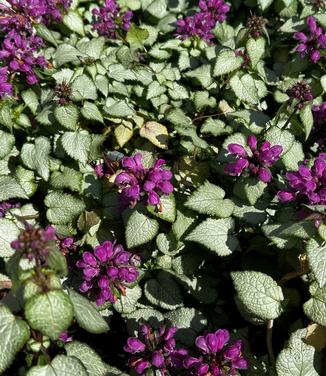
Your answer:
0,0 -> 325,375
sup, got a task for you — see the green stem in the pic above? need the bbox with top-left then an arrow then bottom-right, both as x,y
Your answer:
266,319 -> 275,367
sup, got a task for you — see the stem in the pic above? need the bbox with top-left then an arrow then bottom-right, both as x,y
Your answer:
266,319 -> 275,367
283,104 -> 299,129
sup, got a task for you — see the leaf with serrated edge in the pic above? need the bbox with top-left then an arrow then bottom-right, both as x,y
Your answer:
276,329 -> 322,376
140,121 -> 169,149
304,283 -> 326,326
27,355 -> 88,376
306,239 -> 326,288
68,289 -> 109,334
147,194 -> 176,222
186,181 -> 234,217
186,218 -> 238,256
65,341 -> 109,376
45,191 -> 85,224
0,305 -> 30,374
125,210 -> 159,248
231,271 -> 284,321
113,286 -> 142,314
25,290 -> 74,340
61,130 -> 91,165
0,219 -> 21,258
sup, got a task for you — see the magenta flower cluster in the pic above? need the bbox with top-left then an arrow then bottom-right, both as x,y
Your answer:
184,329 -> 248,375
124,325 -> 248,375
224,135 -> 283,183
92,0 -> 133,39
76,241 -> 139,306
11,224 -> 57,261
0,200 -> 20,217
124,323 -> 188,375
175,0 -> 230,42
287,80 -> 313,109
294,16 -> 326,63
0,0 -> 71,95
278,154 -> 326,205
115,153 -> 174,207
0,67 -> 13,98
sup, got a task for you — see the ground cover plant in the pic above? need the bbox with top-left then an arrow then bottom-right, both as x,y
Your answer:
0,0 -> 325,374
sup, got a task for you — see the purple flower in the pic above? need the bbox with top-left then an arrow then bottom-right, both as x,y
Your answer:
294,16 -> 326,63
0,200 -> 20,217
311,102 -> 326,151
0,32 -> 47,85
11,224 -> 57,261
92,0 -> 133,38
115,153 -> 174,208
246,13 -> 266,39
278,154 -> 326,205
76,241 -> 139,306
58,330 -> 73,343
184,329 -> 248,376
0,66 -> 13,98
124,323 -> 188,375
286,80 -> 313,109
175,0 -> 230,41
224,135 -> 283,183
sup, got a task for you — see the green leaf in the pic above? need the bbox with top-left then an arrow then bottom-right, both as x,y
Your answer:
125,209 -> 159,248
185,181 -> 234,218
213,50 -> 243,76
139,121 -> 169,149
63,10 -> 85,36
35,24 -> 58,46
146,81 -> 166,99
45,191 -> 86,224
113,286 -> 142,314
230,73 -> 260,104
300,104 -> 314,140
281,141 -> 304,171
81,102 -> 104,124
246,37 -> 265,67
143,0 -> 169,19
0,130 -> 15,159
147,194 -> 176,222
46,247 -> 68,277
186,218 -> 238,256
265,127 -> 295,154
25,290 -> 74,340
231,271 -> 285,321
144,271 -> 183,310
114,120 -> 133,147
77,38 -> 105,59
172,208 -> 196,240
105,98 -> 135,117
54,104 -> 79,130
164,307 -> 207,346
61,130 -> 91,165
71,75 -> 97,101
0,305 -> 30,374
126,24 -> 149,50
304,283 -> 326,326
50,167 -> 82,192
0,176 -> 28,201
27,355 -> 88,376
20,137 -> 51,181
54,44 -> 82,67
22,89 -> 39,115
258,0 -> 273,10
233,177 -> 267,205
16,166 -> 37,197
276,329 -> 322,376
65,341 -> 109,376
306,239 -> 326,288
186,64 -> 213,87
68,289 -> 110,334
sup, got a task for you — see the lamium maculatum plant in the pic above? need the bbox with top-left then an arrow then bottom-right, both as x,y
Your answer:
0,0 -> 325,375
